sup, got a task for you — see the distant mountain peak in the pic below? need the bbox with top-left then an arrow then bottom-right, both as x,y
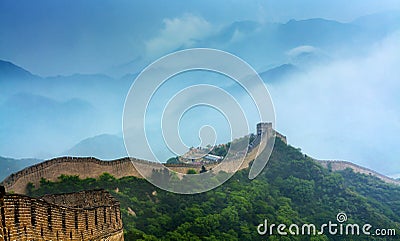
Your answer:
259,63 -> 300,83
0,60 -> 38,80
64,134 -> 127,160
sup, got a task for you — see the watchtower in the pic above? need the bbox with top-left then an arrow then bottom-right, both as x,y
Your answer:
256,122 -> 272,137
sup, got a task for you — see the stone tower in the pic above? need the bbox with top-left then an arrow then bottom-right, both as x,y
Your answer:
256,122 -> 272,137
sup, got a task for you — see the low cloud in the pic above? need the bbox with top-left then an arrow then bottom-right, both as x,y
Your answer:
286,45 -> 318,57
145,14 -> 216,58
270,31 -> 400,175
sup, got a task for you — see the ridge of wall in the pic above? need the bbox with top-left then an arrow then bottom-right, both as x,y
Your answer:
1,123 -> 279,194
317,160 -> 400,185
1,157 -> 219,194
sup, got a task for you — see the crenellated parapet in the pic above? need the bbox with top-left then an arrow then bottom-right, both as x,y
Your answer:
1,157 -> 145,188
0,188 -> 123,241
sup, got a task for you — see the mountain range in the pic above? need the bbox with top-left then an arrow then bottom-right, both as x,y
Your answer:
0,55 -> 302,161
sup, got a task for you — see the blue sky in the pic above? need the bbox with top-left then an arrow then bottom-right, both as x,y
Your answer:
1,1 -> 400,177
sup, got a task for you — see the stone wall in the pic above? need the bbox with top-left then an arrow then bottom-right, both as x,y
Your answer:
1,153 -> 256,195
1,123 -> 285,194
0,188 -> 123,241
1,157 -> 224,194
318,160 -> 400,185
3,145 -> 398,197
275,131 -> 287,144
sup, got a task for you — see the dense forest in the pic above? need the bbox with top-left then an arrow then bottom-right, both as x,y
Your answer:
27,138 -> 400,240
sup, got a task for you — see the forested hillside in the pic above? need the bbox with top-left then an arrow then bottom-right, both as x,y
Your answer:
28,139 -> 400,240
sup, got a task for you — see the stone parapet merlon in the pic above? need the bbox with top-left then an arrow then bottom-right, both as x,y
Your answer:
0,187 -> 124,241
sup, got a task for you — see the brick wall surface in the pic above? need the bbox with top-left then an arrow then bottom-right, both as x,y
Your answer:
0,188 -> 124,241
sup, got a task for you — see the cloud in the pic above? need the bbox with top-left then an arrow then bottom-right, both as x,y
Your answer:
286,45 -> 318,57
269,30 -> 400,175
145,14 -> 216,58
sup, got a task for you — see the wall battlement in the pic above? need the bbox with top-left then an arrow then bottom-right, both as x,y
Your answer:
0,187 -> 124,241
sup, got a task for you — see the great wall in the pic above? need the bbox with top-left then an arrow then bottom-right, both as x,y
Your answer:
0,123 -> 274,194
0,186 -> 123,241
1,123 -> 398,194
317,160 -> 400,185
0,157 -> 221,195
0,123 -> 399,240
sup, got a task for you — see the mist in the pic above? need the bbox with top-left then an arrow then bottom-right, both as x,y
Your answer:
268,31 -> 400,176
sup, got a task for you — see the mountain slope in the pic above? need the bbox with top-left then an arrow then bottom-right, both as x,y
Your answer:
64,134 -> 127,160
352,11 -> 400,35
0,156 -> 41,181
259,64 -> 300,83
0,60 -> 130,159
277,18 -> 362,48
0,60 -> 39,80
